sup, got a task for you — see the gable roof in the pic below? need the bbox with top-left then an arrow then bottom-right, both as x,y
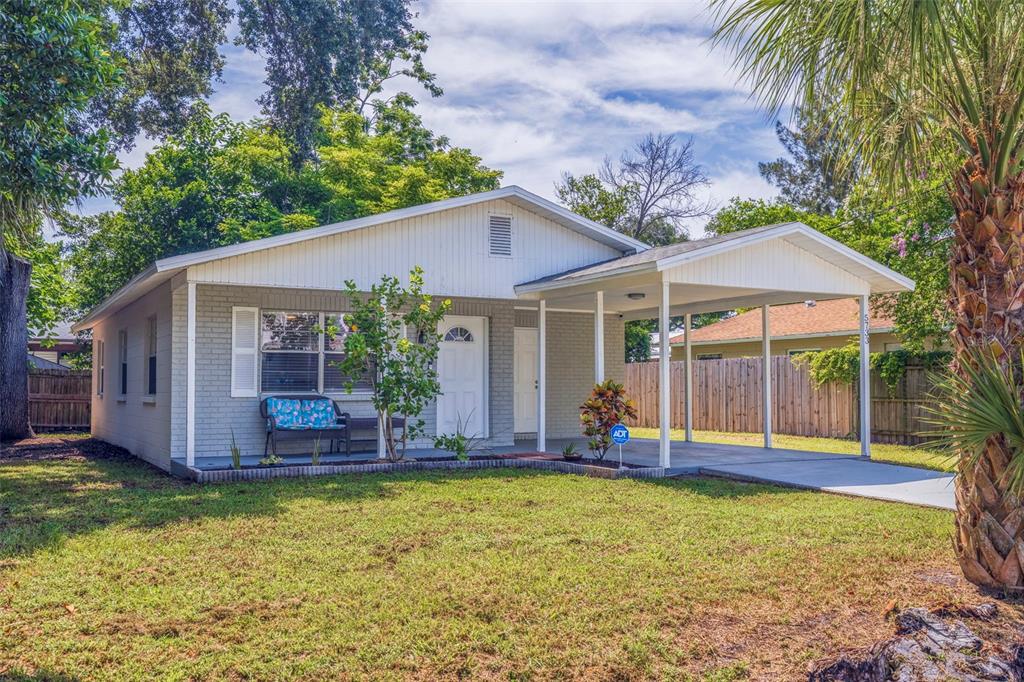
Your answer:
669,298 -> 895,346
514,222 -> 915,294
155,185 -> 647,272
73,186 -> 648,332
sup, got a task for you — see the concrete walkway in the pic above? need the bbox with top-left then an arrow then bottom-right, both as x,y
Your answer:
545,437 -> 956,511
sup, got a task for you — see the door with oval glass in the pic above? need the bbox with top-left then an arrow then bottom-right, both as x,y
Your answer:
436,315 -> 487,439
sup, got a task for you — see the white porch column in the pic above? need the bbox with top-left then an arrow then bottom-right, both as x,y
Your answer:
684,313 -> 693,442
762,304 -> 772,449
594,290 -> 605,384
185,280 -> 197,466
537,299 -> 547,453
859,294 -> 871,459
659,280 -> 671,467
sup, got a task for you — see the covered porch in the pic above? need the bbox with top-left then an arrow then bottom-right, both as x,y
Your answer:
514,222 -> 915,468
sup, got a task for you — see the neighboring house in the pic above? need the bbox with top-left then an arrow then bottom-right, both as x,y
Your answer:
28,321 -> 84,369
72,187 -> 912,472
668,299 -> 901,360
26,353 -> 69,371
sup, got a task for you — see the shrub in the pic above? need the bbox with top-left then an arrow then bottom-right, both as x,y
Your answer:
580,380 -> 637,460
310,434 -> 322,466
796,342 -> 951,395
330,267 -> 451,462
433,412 -> 484,462
230,430 -> 242,470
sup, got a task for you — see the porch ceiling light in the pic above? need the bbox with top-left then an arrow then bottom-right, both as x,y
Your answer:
626,292 -> 646,300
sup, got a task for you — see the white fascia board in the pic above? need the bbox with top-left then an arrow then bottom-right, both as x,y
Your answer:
668,327 -> 896,347
71,264 -> 164,332
793,226 -> 915,292
513,261 -> 658,295
655,222 -> 916,293
155,185 -> 646,272
74,185 -> 646,332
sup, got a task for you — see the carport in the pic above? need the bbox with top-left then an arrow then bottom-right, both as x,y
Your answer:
514,222 -> 915,468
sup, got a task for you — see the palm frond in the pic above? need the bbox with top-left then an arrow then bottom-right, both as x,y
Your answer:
924,347 -> 1024,494
710,0 -> 1024,193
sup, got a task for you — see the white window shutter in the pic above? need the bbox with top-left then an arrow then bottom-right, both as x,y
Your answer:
231,307 -> 259,397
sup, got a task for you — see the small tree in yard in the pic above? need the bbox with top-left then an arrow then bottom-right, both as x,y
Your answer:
331,267 -> 450,462
580,380 -> 638,461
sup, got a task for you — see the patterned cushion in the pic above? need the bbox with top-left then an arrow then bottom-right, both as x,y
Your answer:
266,398 -> 306,429
300,399 -> 336,429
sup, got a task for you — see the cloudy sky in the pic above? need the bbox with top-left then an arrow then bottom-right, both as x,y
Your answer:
81,0 -> 785,238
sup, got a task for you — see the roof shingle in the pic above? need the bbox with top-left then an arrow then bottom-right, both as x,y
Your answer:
669,299 -> 895,345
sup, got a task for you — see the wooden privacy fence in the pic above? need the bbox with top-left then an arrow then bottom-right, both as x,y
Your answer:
624,357 -> 938,444
28,369 -> 91,431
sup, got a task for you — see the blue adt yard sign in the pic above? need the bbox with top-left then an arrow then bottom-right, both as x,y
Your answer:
610,424 -> 629,469
610,424 -> 630,445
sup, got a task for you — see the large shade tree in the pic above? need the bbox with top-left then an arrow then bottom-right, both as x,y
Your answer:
1,0 -> 118,440
63,100 -> 501,313
713,0 -> 1024,589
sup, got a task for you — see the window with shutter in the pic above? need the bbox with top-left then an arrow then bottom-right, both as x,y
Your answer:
231,307 -> 259,397
488,215 -> 512,257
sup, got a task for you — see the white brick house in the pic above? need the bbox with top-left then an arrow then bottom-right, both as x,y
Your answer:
73,186 -> 913,474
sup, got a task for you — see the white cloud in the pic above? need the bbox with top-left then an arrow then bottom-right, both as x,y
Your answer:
86,0 -> 783,229
407,0 -> 777,213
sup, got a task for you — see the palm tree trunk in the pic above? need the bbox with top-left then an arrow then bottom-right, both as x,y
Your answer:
0,250 -> 33,441
949,164 -> 1024,589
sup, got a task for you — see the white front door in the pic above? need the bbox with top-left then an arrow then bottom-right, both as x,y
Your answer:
514,327 -> 538,433
436,315 -> 487,438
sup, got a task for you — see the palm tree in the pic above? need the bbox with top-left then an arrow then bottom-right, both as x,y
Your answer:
712,0 -> 1024,589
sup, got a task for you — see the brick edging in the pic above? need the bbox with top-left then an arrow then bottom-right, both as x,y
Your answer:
184,458 -> 666,483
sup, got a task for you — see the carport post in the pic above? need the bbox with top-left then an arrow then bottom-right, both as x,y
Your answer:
594,290 -> 604,383
659,280 -> 671,468
684,313 -> 693,442
537,299 -> 546,453
762,304 -> 772,449
859,295 -> 871,459
186,280 -> 196,467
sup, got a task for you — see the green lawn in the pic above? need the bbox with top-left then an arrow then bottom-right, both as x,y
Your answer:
0,438 -> 975,680
629,427 -> 956,473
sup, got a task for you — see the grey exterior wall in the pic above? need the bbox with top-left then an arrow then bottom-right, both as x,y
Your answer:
90,281 -> 173,470
173,284 -> 517,460
104,283 -> 628,464
513,310 -> 625,439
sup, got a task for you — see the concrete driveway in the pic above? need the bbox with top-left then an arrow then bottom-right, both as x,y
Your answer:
543,437 -> 956,511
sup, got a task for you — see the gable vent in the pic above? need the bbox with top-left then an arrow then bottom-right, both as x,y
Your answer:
488,215 -> 512,257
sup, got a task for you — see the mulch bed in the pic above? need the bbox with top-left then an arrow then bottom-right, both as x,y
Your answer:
0,437 -> 646,471
210,452 -> 645,471
0,435 -> 132,462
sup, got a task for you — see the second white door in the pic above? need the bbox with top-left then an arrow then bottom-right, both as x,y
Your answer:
514,327 -> 538,433
436,315 -> 487,438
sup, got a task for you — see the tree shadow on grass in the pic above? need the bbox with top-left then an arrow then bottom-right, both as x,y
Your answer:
637,473 -> 805,500
0,438 -> 563,561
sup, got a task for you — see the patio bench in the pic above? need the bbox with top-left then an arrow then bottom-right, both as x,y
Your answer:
260,395 -> 351,458
344,416 -> 406,454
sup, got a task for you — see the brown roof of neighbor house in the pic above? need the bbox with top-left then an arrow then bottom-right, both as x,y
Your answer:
669,298 -> 895,345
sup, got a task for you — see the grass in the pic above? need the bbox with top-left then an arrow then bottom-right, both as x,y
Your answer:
0,438 -> 977,680
630,427 -> 956,473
